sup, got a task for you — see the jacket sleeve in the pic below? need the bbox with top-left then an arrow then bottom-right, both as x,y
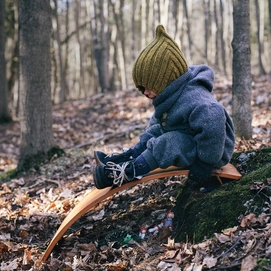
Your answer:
133,115 -> 163,154
189,103 -> 227,165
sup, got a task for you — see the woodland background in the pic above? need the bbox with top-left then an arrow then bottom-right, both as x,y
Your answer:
1,0 -> 271,270
3,0 -> 271,111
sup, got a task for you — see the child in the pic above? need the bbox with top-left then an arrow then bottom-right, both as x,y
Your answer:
93,25 -> 235,190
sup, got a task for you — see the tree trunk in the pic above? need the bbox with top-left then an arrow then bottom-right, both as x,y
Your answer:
214,0 -> 219,69
90,0 -> 110,93
204,0 -> 211,62
109,0 -> 127,90
183,0 -> 192,61
269,0 -> 271,73
219,0 -> 227,74
6,1 -> 19,117
0,0 -> 12,123
141,0 -> 147,49
18,0 -> 56,170
172,0 -> 180,39
232,0 -> 252,139
131,0 -> 137,61
75,0 -> 86,97
52,0 -> 69,102
254,0 -> 266,75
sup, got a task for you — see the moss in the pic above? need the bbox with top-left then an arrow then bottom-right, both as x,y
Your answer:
0,168 -> 18,182
17,146 -> 65,172
231,147 -> 271,175
174,182 -> 253,243
257,258 -> 271,270
174,147 -> 271,243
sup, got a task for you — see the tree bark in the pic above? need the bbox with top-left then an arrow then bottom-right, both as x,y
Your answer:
219,0 -> 227,74
18,0 -> 56,170
90,0 -> 110,92
214,0 -> 219,69
183,0 -> 192,61
254,0 -> 266,75
0,0 -> 12,123
204,0 -> 211,62
269,0 -> 271,73
52,0 -> 69,102
75,0 -> 86,97
232,0 -> 252,139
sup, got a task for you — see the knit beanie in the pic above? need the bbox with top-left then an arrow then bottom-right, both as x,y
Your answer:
132,25 -> 188,95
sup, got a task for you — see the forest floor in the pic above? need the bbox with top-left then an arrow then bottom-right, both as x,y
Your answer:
0,74 -> 271,270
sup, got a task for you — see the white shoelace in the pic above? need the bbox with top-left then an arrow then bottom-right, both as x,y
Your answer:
104,147 -> 130,159
105,161 -> 134,187
104,152 -> 121,159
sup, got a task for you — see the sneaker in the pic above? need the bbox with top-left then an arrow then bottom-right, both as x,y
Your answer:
94,148 -> 135,166
93,161 -> 136,189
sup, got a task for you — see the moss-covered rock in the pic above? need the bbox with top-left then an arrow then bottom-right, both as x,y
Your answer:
173,147 -> 271,243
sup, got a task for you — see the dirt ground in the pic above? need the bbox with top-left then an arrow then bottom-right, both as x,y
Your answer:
0,74 -> 271,270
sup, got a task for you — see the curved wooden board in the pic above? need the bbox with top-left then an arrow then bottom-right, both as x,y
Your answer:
41,163 -> 241,262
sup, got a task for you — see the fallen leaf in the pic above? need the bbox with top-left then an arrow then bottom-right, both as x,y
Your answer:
241,255 -> 257,271
202,256 -> 217,268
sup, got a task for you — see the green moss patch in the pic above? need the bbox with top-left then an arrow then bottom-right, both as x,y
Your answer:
173,147 -> 271,243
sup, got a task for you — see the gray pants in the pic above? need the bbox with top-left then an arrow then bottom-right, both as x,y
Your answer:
141,131 -> 197,170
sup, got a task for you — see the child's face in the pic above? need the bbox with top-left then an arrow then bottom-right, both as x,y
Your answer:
143,88 -> 158,100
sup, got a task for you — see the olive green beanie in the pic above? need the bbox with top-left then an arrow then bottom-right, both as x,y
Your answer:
132,25 -> 188,94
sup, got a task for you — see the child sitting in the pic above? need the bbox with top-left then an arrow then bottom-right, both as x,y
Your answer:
93,25 -> 235,190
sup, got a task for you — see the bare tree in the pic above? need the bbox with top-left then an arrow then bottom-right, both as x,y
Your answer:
52,0 -> 69,102
18,0 -> 58,170
254,0 -> 266,75
183,0 -> 192,61
214,0 -> 219,69
269,0 -> 271,72
219,0 -> 227,74
6,0 -> 19,117
74,0 -> 86,97
109,0 -> 127,90
3,0 -> 271,110
204,0 -> 211,62
232,0 -> 252,139
131,0 -> 137,61
90,0 -> 110,92
0,0 -> 12,123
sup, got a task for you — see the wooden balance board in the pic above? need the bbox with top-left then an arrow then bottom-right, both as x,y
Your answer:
41,163 -> 241,262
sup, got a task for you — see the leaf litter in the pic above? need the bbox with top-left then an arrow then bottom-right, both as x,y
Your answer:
0,75 -> 271,270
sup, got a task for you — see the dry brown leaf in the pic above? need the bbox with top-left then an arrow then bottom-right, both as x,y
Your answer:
76,242 -> 97,252
106,260 -> 128,271
214,233 -> 231,243
202,256 -> 217,268
240,213 -> 256,228
241,255 -> 257,271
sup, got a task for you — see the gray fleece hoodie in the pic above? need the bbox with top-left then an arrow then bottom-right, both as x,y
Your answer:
133,65 -> 235,174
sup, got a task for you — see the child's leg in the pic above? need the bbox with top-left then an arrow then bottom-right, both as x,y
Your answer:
139,131 -> 197,170
93,132 -> 196,189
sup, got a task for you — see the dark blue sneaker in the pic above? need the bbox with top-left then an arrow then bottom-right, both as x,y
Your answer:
94,148 -> 135,166
93,161 -> 136,189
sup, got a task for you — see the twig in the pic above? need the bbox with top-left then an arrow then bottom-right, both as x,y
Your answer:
212,261 -> 241,270
217,236 -> 241,259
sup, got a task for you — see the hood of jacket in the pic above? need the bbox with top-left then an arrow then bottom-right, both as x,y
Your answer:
153,65 -> 214,119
